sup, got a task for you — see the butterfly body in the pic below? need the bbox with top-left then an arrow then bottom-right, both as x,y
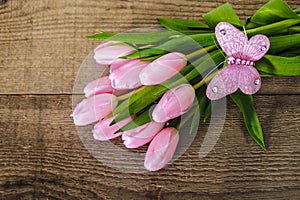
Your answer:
206,22 -> 270,100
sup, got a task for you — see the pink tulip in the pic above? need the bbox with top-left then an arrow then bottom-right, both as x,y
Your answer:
122,121 -> 164,148
93,115 -> 132,141
84,76 -> 115,98
152,84 -> 195,123
109,59 -> 150,89
71,94 -> 117,126
94,41 -> 135,65
139,52 -> 187,85
144,127 -> 179,171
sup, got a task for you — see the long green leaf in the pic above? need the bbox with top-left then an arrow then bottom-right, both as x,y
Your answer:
157,18 -> 209,32
115,109 -> 153,133
86,30 -> 176,44
203,101 -> 211,122
268,34 -> 300,54
111,85 -> 168,125
230,90 -> 266,150
123,48 -> 168,59
251,0 -> 299,25
203,3 -> 242,29
123,33 -> 215,59
256,55 -> 300,76
189,86 -> 210,134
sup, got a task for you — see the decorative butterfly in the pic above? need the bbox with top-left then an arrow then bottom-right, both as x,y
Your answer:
206,22 -> 270,100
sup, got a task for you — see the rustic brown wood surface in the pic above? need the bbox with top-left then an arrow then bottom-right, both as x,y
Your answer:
0,0 -> 299,199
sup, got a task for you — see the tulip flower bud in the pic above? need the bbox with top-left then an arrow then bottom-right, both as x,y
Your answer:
93,115 -> 132,141
152,84 -> 195,123
94,41 -> 135,65
139,52 -> 187,85
84,76 -> 115,98
71,94 -> 117,126
122,121 -> 164,148
144,127 -> 179,171
109,59 -> 150,89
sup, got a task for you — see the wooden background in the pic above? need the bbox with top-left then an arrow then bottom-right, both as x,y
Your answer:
0,0 -> 299,199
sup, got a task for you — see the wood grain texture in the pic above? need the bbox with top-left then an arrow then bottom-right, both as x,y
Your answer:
0,0 -> 299,199
0,0 -> 299,94
0,95 -> 299,199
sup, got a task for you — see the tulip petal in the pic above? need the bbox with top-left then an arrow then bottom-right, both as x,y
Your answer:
144,127 -> 179,171
122,122 -> 164,148
93,115 -> 132,141
84,76 -> 115,98
71,94 -> 117,126
152,84 -> 195,123
109,59 -> 149,89
94,41 -> 135,65
139,52 -> 187,85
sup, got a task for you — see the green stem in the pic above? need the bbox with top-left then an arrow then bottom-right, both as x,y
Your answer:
186,45 -> 216,60
116,85 -> 148,101
193,70 -> 219,90
176,107 -> 197,130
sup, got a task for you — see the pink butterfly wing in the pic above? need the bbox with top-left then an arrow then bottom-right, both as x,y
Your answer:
206,64 -> 239,100
209,22 -> 268,100
243,34 -> 270,61
238,65 -> 261,95
215,22 -> 247,58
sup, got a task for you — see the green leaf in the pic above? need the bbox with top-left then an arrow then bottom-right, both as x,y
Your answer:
190,33 -> 215,47
189,107 -> 201,134
269,33 -> 300,54
115,109 -> 152,133
203,3 -> 242,29
189,86 -> 210,134
251,0 -> 299,25
86,31 -> 115,39
294,8 -> 300,14
123,48 -> 168,59
247,18 -> 300,36
140,55 -> 162,62
230,90 -> 266,150
203,101 -> 211,122
111,85 -> 168,125
157,18 -> 209,32
277,48 -> 300,57
256,55 -> 300,76
86,30 -> 176,44
184,50 -> 225,82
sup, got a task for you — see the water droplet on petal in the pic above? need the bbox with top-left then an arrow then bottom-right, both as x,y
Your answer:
254,79 -> 260,85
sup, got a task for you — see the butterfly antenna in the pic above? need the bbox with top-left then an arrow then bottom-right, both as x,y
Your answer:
202,60 -> 225,81
211,36 -> 226,59
242,25 -> 248,40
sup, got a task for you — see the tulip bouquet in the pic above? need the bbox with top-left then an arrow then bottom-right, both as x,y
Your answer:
72,0 -> 300,171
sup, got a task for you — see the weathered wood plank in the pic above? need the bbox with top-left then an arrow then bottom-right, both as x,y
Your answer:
0,94 -> 299,199
0,0 -> 299,94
